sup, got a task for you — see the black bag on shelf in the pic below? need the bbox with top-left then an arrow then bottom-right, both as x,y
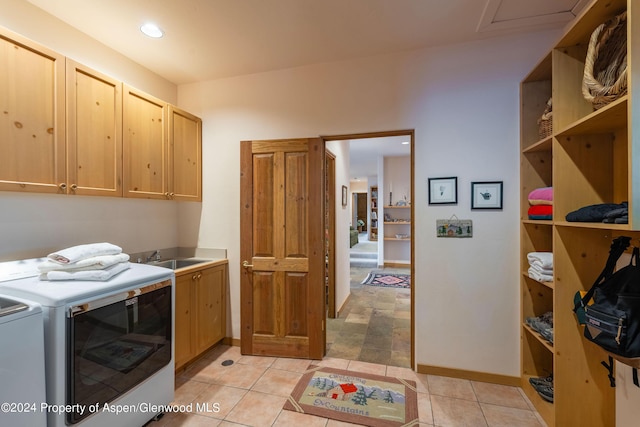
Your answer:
574,236 -> 640,386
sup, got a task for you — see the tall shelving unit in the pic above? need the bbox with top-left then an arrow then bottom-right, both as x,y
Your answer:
369,186 -> 378,241
520,1 -> 638,426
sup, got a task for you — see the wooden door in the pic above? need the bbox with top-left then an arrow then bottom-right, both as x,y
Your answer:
0,29 -> 65,194
123,85 -> 168,199
66,59 -> 122,197
168,106 -> 202,201
240,138 -> 325,359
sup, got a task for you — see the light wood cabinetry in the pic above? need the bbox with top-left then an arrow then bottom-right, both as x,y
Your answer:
168,106 -> 202,201
123,87 -> 203,201
66,59 -> 122,197
520,1 -> 635,425
369,186 -> 378,241
0,26 -> 202,201
123,85 -> 169,200
175,261 -> 227,371
0,29 -> 65,194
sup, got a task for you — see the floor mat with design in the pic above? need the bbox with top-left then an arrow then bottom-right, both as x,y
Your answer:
361,272 -> 410,288
284,365 -> 418,426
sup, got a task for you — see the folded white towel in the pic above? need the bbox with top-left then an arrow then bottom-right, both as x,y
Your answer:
38,253 -> 130,273
42,262 -> 130,281
47,243 -> 122,264
529,263 -> 553,276
527,252 -> 553,270
528,266 -> 553,282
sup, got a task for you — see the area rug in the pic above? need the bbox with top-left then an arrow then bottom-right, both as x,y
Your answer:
361,272 -> 410,288
283,365 -> 418,426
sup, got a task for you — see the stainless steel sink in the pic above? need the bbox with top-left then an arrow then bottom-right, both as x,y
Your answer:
149,259 -> 209,270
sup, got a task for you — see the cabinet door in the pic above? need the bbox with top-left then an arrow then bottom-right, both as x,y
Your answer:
174,273 -> 195,370
195,264 -> 226,353
0,30 -> 65,193
66,60 -> 122,197
123,85 -> 168,199
168,106 -> 201,201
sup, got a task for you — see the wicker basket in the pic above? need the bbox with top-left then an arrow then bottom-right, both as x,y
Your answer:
537,98 -> 553,140
582,11 -> 627,110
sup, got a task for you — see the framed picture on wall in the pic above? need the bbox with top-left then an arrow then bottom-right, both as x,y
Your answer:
428,177 -> 457,205
471,181 -> 503,210
342,185 -> 348,206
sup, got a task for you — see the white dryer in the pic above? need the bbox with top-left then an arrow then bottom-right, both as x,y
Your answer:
0,295 -> 47,427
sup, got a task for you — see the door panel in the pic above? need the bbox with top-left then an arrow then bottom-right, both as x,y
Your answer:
240,138 -> 325,359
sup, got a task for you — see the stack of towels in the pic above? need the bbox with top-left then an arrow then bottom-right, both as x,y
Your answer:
528,252 -> 553,282
527,187 -> 553,220
38,243 -> 130,281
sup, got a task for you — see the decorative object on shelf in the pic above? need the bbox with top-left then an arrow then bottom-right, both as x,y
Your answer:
436,215 -> 472,238
428,177 -> 457,205
395,234 -> 409,239
582,11 -> 627,110
471,181 -> 503,210
537,97 -> 553,140
341,185 -> 347,207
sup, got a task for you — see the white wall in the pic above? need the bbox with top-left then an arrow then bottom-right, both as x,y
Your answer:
178,29 -> 561,377
327,141 -> 352,312
0,0 -> 180,260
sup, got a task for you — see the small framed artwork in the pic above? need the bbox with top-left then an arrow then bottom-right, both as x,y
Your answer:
342,185 -> 348,206
471,181 -> 503,210
428,177 -> 457,205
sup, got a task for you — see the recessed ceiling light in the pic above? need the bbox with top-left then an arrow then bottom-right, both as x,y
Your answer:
140,23 -> 164,38
401,141 -> 409,145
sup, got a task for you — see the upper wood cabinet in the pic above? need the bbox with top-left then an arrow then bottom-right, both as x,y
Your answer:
123,87 -> 202,201
0,29 -> 65,194
169,106 -> 202,202
66,59 -> 123,197
123,85 -> 169,200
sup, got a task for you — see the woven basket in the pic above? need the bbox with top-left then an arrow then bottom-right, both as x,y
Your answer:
537,98 -> 553,140
582,11 -> 627,110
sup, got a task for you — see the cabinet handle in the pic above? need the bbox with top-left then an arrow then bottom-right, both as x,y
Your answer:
164,192 -> 170,198
242,260 -> 253,269
170,192 -> 175,197
198,273 -> 202,279
70,184 -> 78,191
192,274 -> 198,281
58,183 -> 67,190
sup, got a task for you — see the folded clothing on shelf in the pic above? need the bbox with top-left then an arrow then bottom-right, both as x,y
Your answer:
528,266 -> 553,282
527,252 -> 553,270
526,311 -> 554,344
38,253 -> 130,273
528,205 -> 552,220
565,202 -> 628,223
528,187 -> 553,205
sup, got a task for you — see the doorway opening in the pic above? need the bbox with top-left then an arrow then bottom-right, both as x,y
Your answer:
323,130 -> 414,369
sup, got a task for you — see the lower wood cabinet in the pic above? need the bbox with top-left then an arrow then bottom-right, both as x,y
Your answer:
174,262 -> 227,370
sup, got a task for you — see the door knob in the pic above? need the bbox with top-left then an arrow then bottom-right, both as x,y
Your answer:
242,260 -> 253,269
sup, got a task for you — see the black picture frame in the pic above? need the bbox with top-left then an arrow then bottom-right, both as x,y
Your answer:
428,177 -> 457,205
471,181 -> 503,210
342,185 -> 348,206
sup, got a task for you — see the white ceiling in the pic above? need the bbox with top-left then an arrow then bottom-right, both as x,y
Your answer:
26,0 -> 587,85
24,0 -> 588,179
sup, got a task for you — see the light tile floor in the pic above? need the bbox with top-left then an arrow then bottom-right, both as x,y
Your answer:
154,344 -> 547,427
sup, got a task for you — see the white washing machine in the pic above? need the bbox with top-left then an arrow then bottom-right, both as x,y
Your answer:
0,295 -> 47,427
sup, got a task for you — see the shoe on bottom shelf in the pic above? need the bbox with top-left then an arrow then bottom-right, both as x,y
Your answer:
531,382 -> 554,403
528,375 -> 553,388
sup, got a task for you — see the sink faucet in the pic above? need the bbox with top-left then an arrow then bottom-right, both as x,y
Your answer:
146,250 -> 161,263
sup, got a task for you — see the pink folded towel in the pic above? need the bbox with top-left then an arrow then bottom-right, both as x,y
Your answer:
528,187 -> 553,205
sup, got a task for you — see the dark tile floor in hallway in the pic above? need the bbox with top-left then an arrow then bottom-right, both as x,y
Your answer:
325,260 -> 411,368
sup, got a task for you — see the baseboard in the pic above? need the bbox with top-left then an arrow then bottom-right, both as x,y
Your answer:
223,337 -> 241,347
416,364 -> 520,387
336,293 -> 352,317
384,262 -> 411,268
